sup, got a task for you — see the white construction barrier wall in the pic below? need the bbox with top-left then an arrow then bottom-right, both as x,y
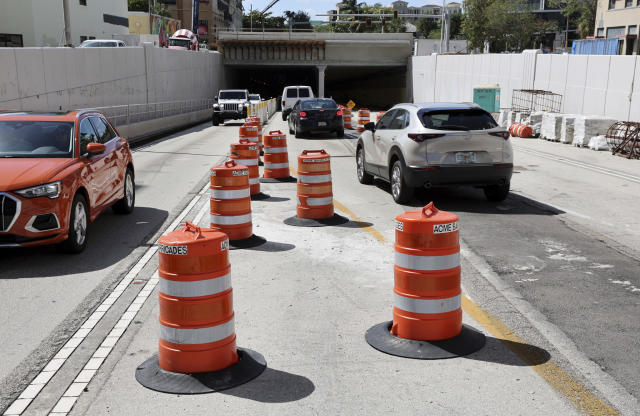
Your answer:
0,44 -> 224,111
411,53 -> 640,122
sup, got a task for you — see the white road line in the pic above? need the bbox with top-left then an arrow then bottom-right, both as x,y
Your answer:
515,146 -> 640,184
459,238 -> 640,415
3,183 -> 210,416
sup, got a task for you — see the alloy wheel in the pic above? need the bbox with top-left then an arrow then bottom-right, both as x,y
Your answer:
391,164 -> 401,200
74,201 -> 87,245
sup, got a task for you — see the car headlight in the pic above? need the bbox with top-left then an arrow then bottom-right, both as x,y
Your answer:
14,181 -> 62,199
213,103 -> 219,108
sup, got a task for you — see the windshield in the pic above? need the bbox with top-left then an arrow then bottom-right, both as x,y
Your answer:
168,38 -> 190,47
0,121 -> 74,158
80,41 -> 116,47
219,91 -> 247,100
249,95 -> 260,101
419,109 -> 498,131
300,99 -> 337,110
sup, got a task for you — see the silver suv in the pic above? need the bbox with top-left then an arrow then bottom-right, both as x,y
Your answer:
212,89 -> 250,126
356,103 -> 513,203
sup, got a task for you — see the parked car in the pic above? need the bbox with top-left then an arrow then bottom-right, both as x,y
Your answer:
212,89 -> 250,126
0,110 -> 135,253
281,86 -> 314,121
287,98 -> 344,138
79,39 -> 126,47
249,94 -> 262,105
356,103 -> 512,203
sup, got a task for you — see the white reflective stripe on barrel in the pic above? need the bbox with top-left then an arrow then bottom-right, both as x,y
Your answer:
394,293 -> 461,314
160,273 -> 231,298
210,213 -> 252,225
394,251 -> 460,271
210,188 -> 250,199
265,162 -> 289,169
160,318 -> 235,345
264,147 -> 288,153
305,196 -> 333,206
234,158 -> 258,166
298,174 -> 331,184
249,177 -> 260,185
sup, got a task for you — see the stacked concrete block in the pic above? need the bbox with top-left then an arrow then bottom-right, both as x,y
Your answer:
559,115 -> 577,144
528,111 -> 544,136
588,135 -> 610,151
573,116 -> 616,147
540,113 -> 563,141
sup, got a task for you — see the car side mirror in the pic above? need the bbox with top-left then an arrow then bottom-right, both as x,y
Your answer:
86,142 -> 106,155
214,96 -> 218,100
364,122 -> 375,132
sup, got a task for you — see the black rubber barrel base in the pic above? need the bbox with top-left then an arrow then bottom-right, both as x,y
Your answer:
250,192 -> 270,201
283,213 -> 349,227
365,321 -> 486,359
229,234 -> 266,250
260,176 -> 297,183
135,348 -> 267,394
258,160 -> 264,166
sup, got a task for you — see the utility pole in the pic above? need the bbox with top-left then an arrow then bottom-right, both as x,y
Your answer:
62,0 -> 72,46
250,4 -> 253,32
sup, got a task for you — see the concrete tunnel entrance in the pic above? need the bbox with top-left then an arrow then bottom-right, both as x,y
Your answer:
226,65 -> 407,111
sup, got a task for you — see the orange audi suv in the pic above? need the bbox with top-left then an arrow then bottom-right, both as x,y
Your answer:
0,110 -> 135,253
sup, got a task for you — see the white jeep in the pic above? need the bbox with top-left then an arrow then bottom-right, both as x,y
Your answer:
212,89 -> 250,126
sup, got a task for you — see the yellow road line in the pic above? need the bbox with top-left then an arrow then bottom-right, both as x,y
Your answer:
461,295 -> 616,415
329,193 -> 617,415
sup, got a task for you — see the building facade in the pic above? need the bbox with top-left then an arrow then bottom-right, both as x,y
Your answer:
594,0 -> 640,54
0,0 -> 129,47
162,0 -> 242,46
389,1 -> 461,19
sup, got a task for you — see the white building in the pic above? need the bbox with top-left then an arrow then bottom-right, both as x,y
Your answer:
0,0 -> 129,47
390,1 -> 461,19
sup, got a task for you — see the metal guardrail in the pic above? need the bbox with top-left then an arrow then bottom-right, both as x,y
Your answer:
86,99 -> 215,127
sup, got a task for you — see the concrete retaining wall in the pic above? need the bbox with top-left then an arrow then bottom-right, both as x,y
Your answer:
412,53 -> 640,122
117,109 -> 211,143
0,45 -> 224,111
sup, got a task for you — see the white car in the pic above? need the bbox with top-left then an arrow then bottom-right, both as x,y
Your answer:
249,94 -> 262,105
281,86 -> 314,121
356,103 -> 513,203
79,39 -> 126,47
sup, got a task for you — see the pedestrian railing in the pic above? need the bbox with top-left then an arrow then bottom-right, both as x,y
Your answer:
86,99 -> 215,128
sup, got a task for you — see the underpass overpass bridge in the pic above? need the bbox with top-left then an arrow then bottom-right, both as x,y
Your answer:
217,32 -> 414,108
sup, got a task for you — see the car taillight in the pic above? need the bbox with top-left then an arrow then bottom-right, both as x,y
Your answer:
282,100 -> 285,106
336,110 -> 343,116
408,133 -> 445,142
299,111 -> 307,117
489,131 -> 510,140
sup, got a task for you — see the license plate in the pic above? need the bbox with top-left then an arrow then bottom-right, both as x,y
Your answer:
317,122 -> 327,126
455,152 -> 475,163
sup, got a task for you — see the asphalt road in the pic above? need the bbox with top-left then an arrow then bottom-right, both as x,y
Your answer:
2,116 -> 639,415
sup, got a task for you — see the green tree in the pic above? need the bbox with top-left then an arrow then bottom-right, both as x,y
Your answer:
549,0 -> 597,38
461,0 -> 490,50
284,10 -> 312,30
242,10 -> 285,30
128,0 -> 171,17
449,13 -> 464,39
416,18 -> 439,38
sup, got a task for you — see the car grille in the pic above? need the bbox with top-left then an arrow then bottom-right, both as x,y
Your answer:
1,193 -> 19,232
222,103 -> 240,112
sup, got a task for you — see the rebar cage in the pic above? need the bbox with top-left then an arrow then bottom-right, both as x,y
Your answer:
606,121 -> 640,159
511,89 -> 563,113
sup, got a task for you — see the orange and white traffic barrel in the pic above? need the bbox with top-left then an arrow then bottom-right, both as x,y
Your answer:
230,138 -> 260,195
157,222 -> 236,373
392,202 -> 461,341
296,150 -> 333,219
376,111 -> 385,122
357,108 -> 370,132
135,222 -> 266,393
365,202 -> 485,359
245,116 -> 263,154
515,123 -> 533,138
262,130 -> 292,180
343,107 -> 353,130
210,160 -> 252,241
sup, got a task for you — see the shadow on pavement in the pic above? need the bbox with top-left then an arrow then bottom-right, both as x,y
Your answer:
0,206 -> 168,279
465,336 -> 551,366
247,241 -> 296,252
260,196 -> 291,203
370,179 -> 563,216
222,367 -> 315,403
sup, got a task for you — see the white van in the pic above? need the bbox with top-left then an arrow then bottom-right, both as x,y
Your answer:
281,86 -> 314,120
